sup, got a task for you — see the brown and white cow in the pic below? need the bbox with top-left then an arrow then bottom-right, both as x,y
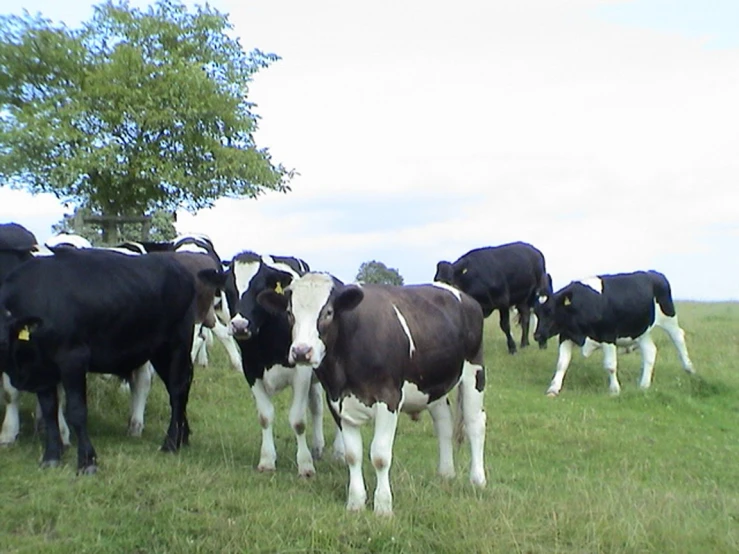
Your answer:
259,273 -> 487,515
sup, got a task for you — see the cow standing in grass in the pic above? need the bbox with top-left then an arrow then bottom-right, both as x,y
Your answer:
259,274 -> 487,515
533,271 -> 695,396
0,223 -> 70,446
200,251 -> 336,477
0,248 -> 197,473
435,241 -> 552,354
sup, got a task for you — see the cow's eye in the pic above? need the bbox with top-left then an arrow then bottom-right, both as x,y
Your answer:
324,308 -> 334,319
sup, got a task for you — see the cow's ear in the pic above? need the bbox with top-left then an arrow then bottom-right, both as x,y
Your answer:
198,268 -> 228,289
10,316 -> 43,342
267,274 -> 293,294
558,291 -> 574,309
434,261 -> 453,283
257,289 -> 289,314
334,285 -> 364,313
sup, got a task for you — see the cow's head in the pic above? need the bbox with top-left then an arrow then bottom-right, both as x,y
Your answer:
258,273 -> 363,367
225,253 -> 296,339
0,310 -> 48,391
533,288 -> 582,345
434,261 -> 454,285
438,258 -> 500,317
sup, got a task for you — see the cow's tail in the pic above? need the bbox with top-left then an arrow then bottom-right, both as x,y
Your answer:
453,384 -> 466,446
648,271 -> 676,317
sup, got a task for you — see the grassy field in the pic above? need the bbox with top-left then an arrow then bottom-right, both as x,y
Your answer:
1,301 -> 738,553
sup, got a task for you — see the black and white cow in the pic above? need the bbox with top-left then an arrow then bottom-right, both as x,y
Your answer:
200,251 -> 336,477
0,248 -> 197,473
118,234 -> 243,372
259,274 -> 487,515
533,271 -> 695,396
435,241 -> 552,354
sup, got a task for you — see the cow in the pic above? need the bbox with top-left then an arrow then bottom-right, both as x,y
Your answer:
199,251 -> 337,477
0,248 -> 197,473
435,241 -> 552,354
1,223 -> 70,446
258,273 -> 487,515
532,271 -> 696,396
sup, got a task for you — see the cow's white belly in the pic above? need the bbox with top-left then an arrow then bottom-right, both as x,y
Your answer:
331,381 -> 433,427
261,365 -> 296,395
400,381 -> 431,414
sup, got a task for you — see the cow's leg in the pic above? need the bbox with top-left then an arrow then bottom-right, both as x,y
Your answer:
602,343 -> 621,395
370,403 -> 399,516
290,365 -> 316,477
517,304 -> 531,349
307,381 -> 326,461
33,385 -> 71,446
128,362 -> 153,437
637,334 -> 658,389
499,308 -> 517,354
62,371 -> 98,474
1,373 -> 21,445
154,341 -> 194,453
458,360 -> 487,486
37,387 -> 64,468
342,421 -> 367,511
191,324 -> 209,367
428,397 -> 455,479
332,428 -> 346,462
212,320 -> 243,372
659,315 -> 695,373
546,340 -> 574,396
54,384 -> 71,446
250,379 -> 277,472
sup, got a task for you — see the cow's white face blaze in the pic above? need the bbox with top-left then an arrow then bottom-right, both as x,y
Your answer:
288,274 -> 336,367
230,260 -> 261,336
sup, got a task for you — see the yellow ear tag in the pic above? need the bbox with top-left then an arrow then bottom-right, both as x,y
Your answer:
461,268 -> 468,274
18,327 -> 30,341
274,282 -> 284,295
563,297 -> 572,306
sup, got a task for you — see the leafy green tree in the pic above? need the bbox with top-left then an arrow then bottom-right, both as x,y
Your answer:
356,260 -> 404,286
0,0 -> 292,242
51,205 -> 177,245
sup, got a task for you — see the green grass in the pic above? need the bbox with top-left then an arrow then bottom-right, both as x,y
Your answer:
1,301 -> 738,553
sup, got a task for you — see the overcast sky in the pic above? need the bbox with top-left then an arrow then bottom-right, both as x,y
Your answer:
1,0 -> 737,300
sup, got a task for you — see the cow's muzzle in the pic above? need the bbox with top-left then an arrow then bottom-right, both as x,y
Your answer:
229,319 -> 252,340
290,343 -> 314,365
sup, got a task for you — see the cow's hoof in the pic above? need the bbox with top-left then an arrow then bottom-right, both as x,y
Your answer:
310,446 -> 324,461
40,459 -> 61,469
257,465 -> 276,473
160,442 -> 179,453
77,464 -> 98,476
298,466 -> 316,478
0,435 -> 18,446
545,390 -> 559,398
128,421 -> 144,438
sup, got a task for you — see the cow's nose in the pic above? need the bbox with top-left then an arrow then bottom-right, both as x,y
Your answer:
291,343 -> 314,363
230,319 -> 252,339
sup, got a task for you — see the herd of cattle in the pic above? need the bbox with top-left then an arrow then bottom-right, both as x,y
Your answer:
0,222 -> 695,515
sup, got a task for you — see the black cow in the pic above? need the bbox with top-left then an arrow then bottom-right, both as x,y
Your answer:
0,248 -> 197,473
435,241 -> 551,354
259,274 -> 487,515
200,251 -> 336,477
533,271 -> 695,396
0,223 -> 71,445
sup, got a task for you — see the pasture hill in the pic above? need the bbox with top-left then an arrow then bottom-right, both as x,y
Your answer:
1,301 -> 738,553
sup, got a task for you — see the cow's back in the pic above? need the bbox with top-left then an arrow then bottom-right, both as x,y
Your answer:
1,249 -> 195,374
